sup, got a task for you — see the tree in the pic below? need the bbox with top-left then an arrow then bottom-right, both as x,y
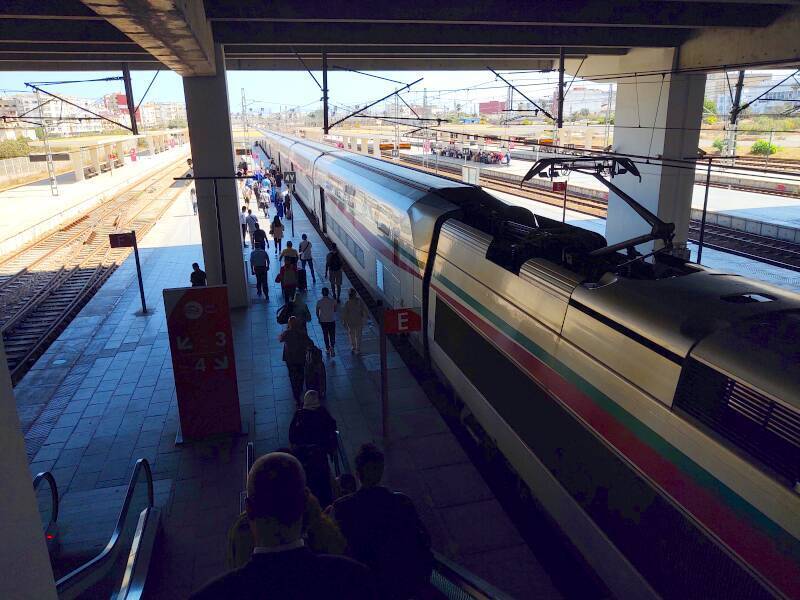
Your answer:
703,99 -> 718,124
0,137 -> 31,159
712,138 -> 725,152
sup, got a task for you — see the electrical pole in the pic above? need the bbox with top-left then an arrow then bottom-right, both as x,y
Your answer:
322,51 -> 329,135
394,93 -> 400,159
35,87 -> 58,197
557,47 -> 565,131
241,87 -> 248,152
727,70 -> 745,164
604,83 -> 613,148
122,63 -> 139,136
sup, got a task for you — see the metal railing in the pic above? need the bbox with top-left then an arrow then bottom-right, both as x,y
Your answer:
56,458 -> 157,600
33,470 -> 60,555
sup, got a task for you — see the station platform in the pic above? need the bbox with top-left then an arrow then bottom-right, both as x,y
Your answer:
18,179 -> 560,597
0,144 -> 190,258
402,148 -> 800,243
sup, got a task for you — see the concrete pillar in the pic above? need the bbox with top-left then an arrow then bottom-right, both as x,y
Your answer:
71,150 -> 85,182
0,338 -> 58,600
106,144 -> 114,173
146,136 -> 155,158
115,142 -> 125,166
607,48 -> 705,256
183,44 -> 248,308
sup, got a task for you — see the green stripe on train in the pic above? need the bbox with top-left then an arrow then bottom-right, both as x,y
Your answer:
433,271 -> 800,557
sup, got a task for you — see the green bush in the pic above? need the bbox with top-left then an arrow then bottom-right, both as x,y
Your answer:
751,139 -> 778,156
0,138 -> 31,159
712,138 -> 725,152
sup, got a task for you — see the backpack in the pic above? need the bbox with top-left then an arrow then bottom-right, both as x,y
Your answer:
276,303 -> 291,325
328,251 -> 342,271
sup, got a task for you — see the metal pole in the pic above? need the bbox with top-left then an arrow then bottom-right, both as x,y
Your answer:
728,70 -> 745,165
132,231 -> 147,314
322,51 -> 329,135
213,178 -> 227,284
562,183 -> 567,223
696,158 -> 712,264
766,129 -> 773,168
291,185 -> 296,237
604,83 -> 613,148
122,63 -> 139,136
35,87 -> 58,197
557,47 -> 565,130
241,87 -> 248,153
378,300 -> 389,438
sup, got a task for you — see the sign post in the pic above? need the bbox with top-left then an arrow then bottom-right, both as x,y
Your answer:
379,306 -> 422,438
163,285 -> 241,442
553,180 -> 568,223
109,230 -> 147,314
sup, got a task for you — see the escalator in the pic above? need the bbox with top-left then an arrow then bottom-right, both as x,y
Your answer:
33,458 -> 161,599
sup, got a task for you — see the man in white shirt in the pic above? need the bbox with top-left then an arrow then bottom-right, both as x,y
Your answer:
245,209 -> 259,248
240,206 -> 248,248
298,233 -> 315,284
316,287 -> 337,357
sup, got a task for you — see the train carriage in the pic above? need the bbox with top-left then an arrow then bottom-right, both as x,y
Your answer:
257,132 -> 800,599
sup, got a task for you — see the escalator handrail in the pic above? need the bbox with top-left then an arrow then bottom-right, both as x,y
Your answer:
32,470 -> 59,524
55,458 -> 154,596
431,551 -> 515,600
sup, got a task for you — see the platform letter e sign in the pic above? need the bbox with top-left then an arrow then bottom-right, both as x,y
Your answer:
396,311 -> 409,332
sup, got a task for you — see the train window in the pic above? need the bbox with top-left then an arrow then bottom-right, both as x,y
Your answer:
328,216 -> 365,268
376,260 -> 384,291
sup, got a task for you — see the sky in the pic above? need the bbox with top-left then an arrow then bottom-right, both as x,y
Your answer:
0,69 -> 563,114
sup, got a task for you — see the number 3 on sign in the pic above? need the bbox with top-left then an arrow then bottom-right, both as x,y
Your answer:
195,358 -> 206,371
215,332 -> 227,347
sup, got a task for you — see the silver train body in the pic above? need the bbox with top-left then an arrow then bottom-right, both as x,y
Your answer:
260,131 -> 800,599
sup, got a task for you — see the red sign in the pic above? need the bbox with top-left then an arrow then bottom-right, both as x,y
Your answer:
163,285 -> 241,440
552,181 -> 568,192
384,308 -> 422,334
109,232 -> 135,248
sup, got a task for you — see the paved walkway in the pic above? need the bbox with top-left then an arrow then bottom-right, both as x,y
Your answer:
19,178 -> 559,597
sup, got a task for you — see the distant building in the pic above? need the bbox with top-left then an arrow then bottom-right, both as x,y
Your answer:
479,100 -> 506,115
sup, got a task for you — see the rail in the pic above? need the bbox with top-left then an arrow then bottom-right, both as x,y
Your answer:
55,458 -> 158,600
33,470 -> 60,554
243,433 -> 510,599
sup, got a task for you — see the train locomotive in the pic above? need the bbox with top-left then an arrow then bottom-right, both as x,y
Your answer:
260,131 -> 800,599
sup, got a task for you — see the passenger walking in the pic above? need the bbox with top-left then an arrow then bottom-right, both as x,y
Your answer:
280,240 -> 299,263
288,295 -> 312,330
275,194 -> 285,220
279,317 -> 312,404
190,188 -> 197,215
240,206 -> 248,247
245,209 -> 259,247
192,452 -> 375,600
190,263 -> 207,287
332,443 -> 433,600
270,216 -> 284,256
316,287 -> 337,357
276,257 -> 299,303
304,346 -> 327,400
284,192 -> 293,220
250,246 -> 270,298
290,390 -> 337,507
342,288 -> 369,354
251,223 -> 268,250
325,244 -> 344,302
299,234 -> 316,284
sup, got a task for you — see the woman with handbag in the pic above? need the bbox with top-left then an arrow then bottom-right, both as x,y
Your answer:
270,215 -> 284,257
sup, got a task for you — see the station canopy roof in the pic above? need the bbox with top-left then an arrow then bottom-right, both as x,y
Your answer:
1,0 -> 799,73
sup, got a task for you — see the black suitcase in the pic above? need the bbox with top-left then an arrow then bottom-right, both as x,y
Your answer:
297,267 -> 308,291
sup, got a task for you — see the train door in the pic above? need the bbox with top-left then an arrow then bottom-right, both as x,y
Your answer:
319,188 -> 327,233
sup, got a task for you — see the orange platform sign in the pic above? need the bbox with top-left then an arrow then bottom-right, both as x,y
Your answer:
163,285 -> 241,440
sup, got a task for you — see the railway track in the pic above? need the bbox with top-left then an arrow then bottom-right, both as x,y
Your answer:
0,159 -> 190,383
389,152 -> 800,273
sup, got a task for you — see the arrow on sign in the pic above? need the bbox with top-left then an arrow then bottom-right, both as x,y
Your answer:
214,356 -> 229,370
177,336 -> 193,351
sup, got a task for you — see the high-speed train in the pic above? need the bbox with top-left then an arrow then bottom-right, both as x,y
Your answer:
260,131 -> 800,599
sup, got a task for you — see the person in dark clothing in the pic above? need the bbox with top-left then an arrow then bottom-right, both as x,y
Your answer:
290,390 -> 337,507
191,452 -> 375,600
251,223 -> 268,250
279,317 -> 312,404
331,443 -> 433,600
289,390 -> 337,454
190,262 -> 207,287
